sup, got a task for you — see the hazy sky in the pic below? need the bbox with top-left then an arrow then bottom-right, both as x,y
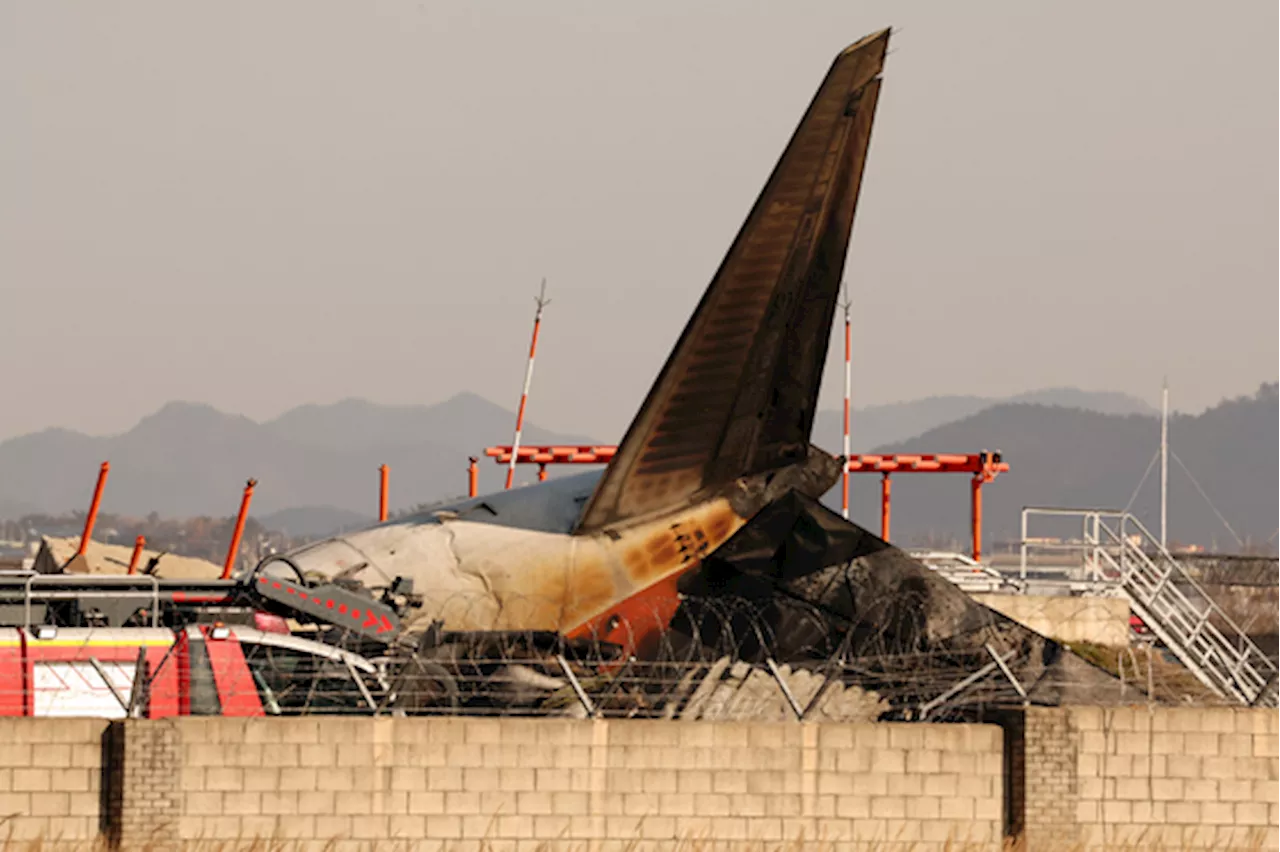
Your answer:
2,1 -> 1276,443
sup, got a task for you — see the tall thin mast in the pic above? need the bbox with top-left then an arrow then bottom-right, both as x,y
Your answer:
506,279 -> 550,490
1160,379 -> 1169,549
841,282 -> 852,519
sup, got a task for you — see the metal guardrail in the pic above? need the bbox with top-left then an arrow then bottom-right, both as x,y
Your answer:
908,551 -> 1011,594
1,574 -> 240,628
20,574 -> 161,629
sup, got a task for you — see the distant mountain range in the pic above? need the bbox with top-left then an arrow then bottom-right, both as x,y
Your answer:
829,383 -> 1277,553
0,393 -> 591,532
811,387 -> 1157,453
1,385 -> 1273,550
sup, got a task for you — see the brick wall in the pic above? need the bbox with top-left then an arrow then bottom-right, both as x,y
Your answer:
1023,708 -> 1075,846
1022,706 -> 1279,848
106,719 -> 183,851
173,717 -> 1003,851
0,718 -> 107,846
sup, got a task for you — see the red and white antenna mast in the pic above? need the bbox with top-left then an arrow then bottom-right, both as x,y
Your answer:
506,279 -> 550,489
840,282 -> 852,519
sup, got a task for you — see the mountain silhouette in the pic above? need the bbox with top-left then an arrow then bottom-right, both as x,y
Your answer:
828,383 -> 1278,553
811,388 -> 1156,453
0,393 -> 591,520
1,386 -> 1272,554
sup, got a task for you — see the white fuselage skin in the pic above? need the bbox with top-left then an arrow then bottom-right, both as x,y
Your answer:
259,470 -> 746,635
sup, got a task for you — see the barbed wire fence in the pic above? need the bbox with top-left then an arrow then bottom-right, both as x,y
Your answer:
6,585 -> 1233,724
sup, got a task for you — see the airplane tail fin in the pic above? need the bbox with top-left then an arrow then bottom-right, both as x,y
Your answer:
576,30 -> 889,534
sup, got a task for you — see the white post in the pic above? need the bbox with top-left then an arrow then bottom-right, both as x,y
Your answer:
841,285 -> 852,519
1019,508 -> 1028,583
1160,380 -> 1168,550
506,280 -> 550,490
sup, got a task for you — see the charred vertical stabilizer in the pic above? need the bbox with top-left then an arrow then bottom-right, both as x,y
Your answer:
576,31 -> 890,533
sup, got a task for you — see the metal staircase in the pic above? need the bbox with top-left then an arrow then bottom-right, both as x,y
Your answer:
1020,508 -> 1278,707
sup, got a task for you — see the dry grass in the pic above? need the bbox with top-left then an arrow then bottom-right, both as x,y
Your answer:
1064,641 -> 1225,705
2,832 -> 1274,852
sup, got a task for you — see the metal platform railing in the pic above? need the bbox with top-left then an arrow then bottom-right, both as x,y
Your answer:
1019,508 -> 1277,707
0,573 -> 238,629
909,550 -> 1010,594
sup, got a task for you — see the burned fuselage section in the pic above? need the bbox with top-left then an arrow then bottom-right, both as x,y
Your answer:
240,481 -> 1129,722
250,448 -> 843,642
670,492 -> 1131,719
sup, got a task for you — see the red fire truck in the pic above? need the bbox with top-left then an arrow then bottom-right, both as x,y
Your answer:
0,622 -> 386,718
0,566 -> 423,718
0,568 -> 596,719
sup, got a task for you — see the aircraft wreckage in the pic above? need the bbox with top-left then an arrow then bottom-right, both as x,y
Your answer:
10,29 -> 1139,721
247,28 -> 1133,719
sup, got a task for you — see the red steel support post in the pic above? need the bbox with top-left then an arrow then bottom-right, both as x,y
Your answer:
379,464 -> 389,523
971,474 -> 983,562
77,462 -> 110,556
468,458 -> 479,498
126,536 -> 146,575
221,479 -> 257,580
880,473 -> 891,541
537,463 -> 548,482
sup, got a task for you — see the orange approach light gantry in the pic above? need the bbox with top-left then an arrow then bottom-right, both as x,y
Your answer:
847,451 -> 1008,562
480,447 -> 1008,561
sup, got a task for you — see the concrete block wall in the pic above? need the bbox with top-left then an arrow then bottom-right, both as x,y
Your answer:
3,707 -> 1272,850
1023,706 -> 1279,849
173,717 -> 1004,851
971,594 -> 1132,646
0,718 -> 107,845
